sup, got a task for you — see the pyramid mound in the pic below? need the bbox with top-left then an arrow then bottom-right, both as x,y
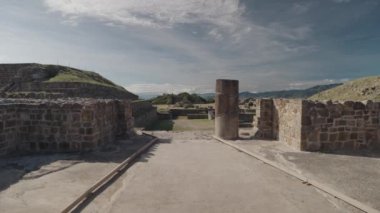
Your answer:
309,76 -> 380,101
0,63 -> 138,100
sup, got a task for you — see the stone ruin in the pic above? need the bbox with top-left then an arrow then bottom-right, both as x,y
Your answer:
0,64 -> 164,157
0,98 -> 134,156
0,64 -> 138,100
254,99 -> 380,152
214,79 -> 379,153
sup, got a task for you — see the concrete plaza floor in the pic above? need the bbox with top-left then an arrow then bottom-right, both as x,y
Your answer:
83,131 -> 359,213
232,130 -> 380,211
1,130 -> 378,212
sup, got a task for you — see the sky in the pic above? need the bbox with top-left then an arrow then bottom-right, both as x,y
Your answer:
0,0 -> 379,95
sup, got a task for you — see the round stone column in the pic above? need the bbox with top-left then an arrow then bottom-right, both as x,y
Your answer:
215,79 -> 239,140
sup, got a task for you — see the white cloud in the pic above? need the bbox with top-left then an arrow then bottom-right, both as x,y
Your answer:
39,0 -> 318,93
43,0 -> 244,30
332,0 -> 351,3
291,3 -> 312,14
125,83 -> 210,94
208,28 -> 224,41
288,78 -> 349,89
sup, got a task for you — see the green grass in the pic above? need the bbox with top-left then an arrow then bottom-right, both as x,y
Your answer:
309,76 -> 380,101
45,67 -> 126,91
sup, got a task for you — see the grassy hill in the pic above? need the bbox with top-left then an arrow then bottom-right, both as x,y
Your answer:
309,76 -> 380,101
239,84 -> 341,99
41,65 -> 125,91
0,63 -> 137,99
151,93 -> 208,105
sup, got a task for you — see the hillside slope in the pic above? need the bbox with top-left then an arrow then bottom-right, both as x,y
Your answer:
239,84 -> 341,99
309,76 -> 380,101
0,63 -> 137,100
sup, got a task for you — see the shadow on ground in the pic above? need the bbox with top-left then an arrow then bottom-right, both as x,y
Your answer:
0,134 -> 168,192
71,138 -> 172,213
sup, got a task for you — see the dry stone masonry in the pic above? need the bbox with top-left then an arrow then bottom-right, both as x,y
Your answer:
254,99 -> 380,152
0,98 -> 133,156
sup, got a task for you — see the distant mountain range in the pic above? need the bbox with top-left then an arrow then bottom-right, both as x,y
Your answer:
238,84 -> 341,99
136,92 -> 162,100
199,84 -> 341,100
137,84 -> 341,100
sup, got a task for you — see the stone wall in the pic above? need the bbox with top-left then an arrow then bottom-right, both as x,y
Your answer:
273,99 -> 303,150
253,99 -> 380,152
0,66 -> 17,88
302,100 -> 380,151
170,108 -> 208,118
187,114 -> 208,119
131,100 -> 157,128
253,99 -> 274,138
0,98 -> 133,156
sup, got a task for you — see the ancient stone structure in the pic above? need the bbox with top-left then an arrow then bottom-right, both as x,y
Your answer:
0,98 -> 133,156
0,64 -> 138,100
131,100 -> 157,128
215,79 -> 239,140
16,82 -> 138,100
253,99 -> 275,139
254,99 -> 380,152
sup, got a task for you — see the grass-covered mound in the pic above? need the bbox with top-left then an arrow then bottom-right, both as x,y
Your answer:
44,65 -> 125,91
309,76 -> 380,101
0,63 -> 137,99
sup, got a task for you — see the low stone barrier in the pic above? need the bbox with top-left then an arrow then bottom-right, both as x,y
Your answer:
302,100 -> 380,151
254,99 -> 380,152
0,98 -> 133,156
187,114 -> 208,119
170,108 -> 207,118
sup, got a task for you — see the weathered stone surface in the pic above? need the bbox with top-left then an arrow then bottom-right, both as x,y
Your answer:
302,100 -> 380,152
253,99 -> 380,152
253,99 -> 275,139
131,100 -> 157,128
0,98 -> 133,156
215,79 -> 239,140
